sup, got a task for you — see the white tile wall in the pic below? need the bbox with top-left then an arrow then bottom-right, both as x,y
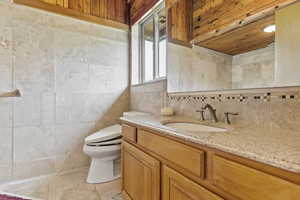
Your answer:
0,1 -> 129,184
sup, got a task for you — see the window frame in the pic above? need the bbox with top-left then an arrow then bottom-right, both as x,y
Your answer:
138,2 -> 166,84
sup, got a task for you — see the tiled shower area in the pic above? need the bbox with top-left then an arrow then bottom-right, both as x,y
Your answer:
0,1 -> 128,199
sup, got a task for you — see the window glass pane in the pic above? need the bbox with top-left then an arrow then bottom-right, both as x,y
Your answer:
158,9 -> 167,77
131,24 -> 140,85
159,39 -> 167,77
143,18 -> 154,82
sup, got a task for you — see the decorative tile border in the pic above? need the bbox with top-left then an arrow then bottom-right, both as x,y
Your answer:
167,89 -> 300,104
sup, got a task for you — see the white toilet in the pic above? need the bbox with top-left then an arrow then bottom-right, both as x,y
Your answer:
83,124 -> 122,184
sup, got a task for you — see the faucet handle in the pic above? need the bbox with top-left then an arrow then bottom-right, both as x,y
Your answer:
225,112 -> 239,116
196,110 -> 205,121
224,112 -> 239,124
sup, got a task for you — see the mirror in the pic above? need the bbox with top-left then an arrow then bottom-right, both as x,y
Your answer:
167,1 -> 300,93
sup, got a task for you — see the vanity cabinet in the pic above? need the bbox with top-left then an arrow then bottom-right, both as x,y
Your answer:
212,156 -> 300,200
122,141 -> 160,200
121,123 -> 300,200
163,166 -> 224,200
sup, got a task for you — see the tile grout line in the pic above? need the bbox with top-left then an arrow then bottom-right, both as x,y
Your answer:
11,10 -> 15,181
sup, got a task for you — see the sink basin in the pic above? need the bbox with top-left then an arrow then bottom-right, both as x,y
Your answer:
165,122 -> 227,132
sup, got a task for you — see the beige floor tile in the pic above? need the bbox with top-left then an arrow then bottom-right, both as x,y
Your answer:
0,169 -> 122,200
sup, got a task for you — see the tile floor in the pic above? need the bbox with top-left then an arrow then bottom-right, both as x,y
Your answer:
0,168 -> 122,200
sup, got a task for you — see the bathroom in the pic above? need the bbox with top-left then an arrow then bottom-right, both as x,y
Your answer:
0,0 -> 300,199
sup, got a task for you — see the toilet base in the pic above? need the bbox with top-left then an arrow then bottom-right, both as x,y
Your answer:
87,158 -> 120,184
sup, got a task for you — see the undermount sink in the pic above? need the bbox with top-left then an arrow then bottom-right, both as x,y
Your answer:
164,122 -> 227,132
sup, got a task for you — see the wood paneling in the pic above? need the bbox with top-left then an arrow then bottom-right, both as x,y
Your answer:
168,0 -> 192,46
197,15 -> 275,55
122,141 -> 160,200
163,166 -> 224,200
14,0 -> 129,30
137,129 -> 205,179
193,0 -> 296,40
212,155 -> 300,200
191,0 -> 297,54
129,0 -> 159,25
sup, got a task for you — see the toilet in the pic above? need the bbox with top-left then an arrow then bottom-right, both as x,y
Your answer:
83,124 -> 122,184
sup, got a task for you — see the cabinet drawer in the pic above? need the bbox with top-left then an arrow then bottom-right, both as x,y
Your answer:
122,125 -> 137,143
212,155 -> 300,200
163,165 -> 224,200
137,129 -> 205,179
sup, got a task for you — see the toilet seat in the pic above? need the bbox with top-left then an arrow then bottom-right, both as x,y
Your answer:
84,143 -> 121,152
85,124 -> 122,145
87,138 -> 122,147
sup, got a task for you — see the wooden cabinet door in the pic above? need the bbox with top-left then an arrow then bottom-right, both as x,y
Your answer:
168,0 -> 192,46
122,141 -> 160,200
163,165 -> 224,200
212,155 -> 300,200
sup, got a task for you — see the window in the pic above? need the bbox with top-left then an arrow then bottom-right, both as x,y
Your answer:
131,3 -> 166,85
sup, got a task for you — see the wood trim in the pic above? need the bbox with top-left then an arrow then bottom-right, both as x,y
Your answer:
122,124 -> 137,143
122,191 -> 133,200
13,0 -> 129,31
130,0 -> 159,25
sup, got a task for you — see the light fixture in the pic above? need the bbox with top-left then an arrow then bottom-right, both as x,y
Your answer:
264,24 -> 276,33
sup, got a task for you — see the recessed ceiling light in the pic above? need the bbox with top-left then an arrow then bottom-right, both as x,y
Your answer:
264,24 -> 276,33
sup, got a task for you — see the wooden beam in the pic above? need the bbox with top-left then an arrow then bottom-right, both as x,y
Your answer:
13,0 -> 129,31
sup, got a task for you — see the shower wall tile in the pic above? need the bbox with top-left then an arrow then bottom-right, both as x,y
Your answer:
14,126 -> 56,163
0,99 -> 13,128
14,95 -> 41,127
12,21 -> 55,95
0,128 -> 12,166
41,93 -> 56,126
89,23 -> 128,43
55,30 -> 89,93
0,128 -> 12,184
56,93 -> 87,124
88,38 -> 128,93
54,123 -> 95,154
13,158 -> 55,181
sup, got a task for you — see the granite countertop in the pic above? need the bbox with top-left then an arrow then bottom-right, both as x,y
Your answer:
120,114 -> 300,174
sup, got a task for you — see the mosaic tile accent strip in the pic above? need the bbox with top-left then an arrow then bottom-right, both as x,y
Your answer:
167,90 -> 300,104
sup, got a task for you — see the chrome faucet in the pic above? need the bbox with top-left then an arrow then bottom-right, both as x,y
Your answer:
202,104 -> 218,123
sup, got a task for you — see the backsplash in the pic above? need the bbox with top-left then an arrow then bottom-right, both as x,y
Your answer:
130,80 -> 167,114
167,87 -> 300,130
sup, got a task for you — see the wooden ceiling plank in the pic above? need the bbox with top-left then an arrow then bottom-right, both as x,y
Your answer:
91,0 -> 100,16
83,0 -> 91,14
14,0 -> 129,30
192,0 -> 297,44
197,15 -> 275,55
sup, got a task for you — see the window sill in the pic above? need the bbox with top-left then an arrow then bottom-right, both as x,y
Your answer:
131,78 -> 166,87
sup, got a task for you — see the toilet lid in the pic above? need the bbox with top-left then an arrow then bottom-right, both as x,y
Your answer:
85,124 -> 122,144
